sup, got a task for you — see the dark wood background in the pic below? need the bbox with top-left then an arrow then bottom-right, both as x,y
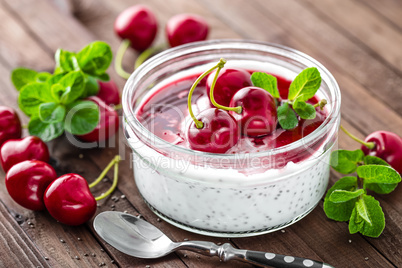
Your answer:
0,0 -> 401,267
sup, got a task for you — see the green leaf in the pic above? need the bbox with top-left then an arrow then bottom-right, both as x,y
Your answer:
54,49 -> 79,74
250,72 -> 280,98
82,75 -> 100,98
349,194 -> 385,238
28,117 -> 64,142
96,72 -> 110,82
323,176 -> 358,221
363,155 -> 390,166
293,98 -> 316,119
11,68 -> 38,90
277,102 -> 298,129
35,72 -> 52,83
330,149 -> 364,174
357,165 -> 401,194
18,83 -> 54,116
38,102 -> 66,123
77,41 -> 112,77
64,100 -> 99,135
56,71 -> 85,104
329,189 -> 365,203
288,67 -> 322,101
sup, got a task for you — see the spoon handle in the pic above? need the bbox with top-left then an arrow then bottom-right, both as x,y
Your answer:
177,242 -> 334,268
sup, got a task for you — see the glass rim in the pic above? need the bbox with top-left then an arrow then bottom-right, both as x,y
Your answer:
122,39 -> 341,160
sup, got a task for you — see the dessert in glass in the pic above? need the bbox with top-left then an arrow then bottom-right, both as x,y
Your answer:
122,40 -> 341,237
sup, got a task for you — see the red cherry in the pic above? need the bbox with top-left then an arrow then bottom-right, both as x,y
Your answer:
97,79 -> 120,106
76,96 -> 119,143
166,14 -> 208,47
187,108 -> 239,153
114,5 -> 158,51
206,68 -> 252,106
0,136 -> 49,172
229,87 -> 278,137
44,173 -> 97,226
6,160 -> 57,211
361,131 -> 402,174
0,106 -> 22,147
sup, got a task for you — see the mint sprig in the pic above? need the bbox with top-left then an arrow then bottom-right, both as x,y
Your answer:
324,150 -> 401,237
10,41 -> 112,142
251,67 -> 325,130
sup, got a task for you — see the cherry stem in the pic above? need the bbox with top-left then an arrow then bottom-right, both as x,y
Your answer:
134,43 -> 167,69
95,156 -> 120,201
340,125 -> 375,149
115,39 -> 132,80
188,58 -> 228,129
313,99 -> 327,110
89,155 -> 121,188
113,104 -> 122,111
209,64 -> 242,114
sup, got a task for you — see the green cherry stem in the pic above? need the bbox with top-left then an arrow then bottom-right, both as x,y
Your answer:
95,156 -> 120,201
209,64 -> 242,114
115,39 -> 132,79
134,43 -> 167,69
113,103 -> 123,111
89,155 -> 121,188
313,99 -> 327,110
340,125 -> 375,149
188,58 -> 227,129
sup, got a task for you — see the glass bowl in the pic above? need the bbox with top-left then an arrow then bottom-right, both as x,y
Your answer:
122,40 -> 341,237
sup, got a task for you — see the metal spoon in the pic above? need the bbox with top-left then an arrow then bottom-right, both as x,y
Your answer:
94,211 -> 334,268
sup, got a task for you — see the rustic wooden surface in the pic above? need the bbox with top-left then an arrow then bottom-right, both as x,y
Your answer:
0,0 -> 401,267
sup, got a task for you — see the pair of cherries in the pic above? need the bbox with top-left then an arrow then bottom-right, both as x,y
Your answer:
114,5 -> 208,51
187,60 -> 278,153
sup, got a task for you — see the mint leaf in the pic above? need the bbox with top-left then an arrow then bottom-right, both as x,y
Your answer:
28,117 -> 64,142
54,49 -> 79,74
293,98 -> 316,119
324,176 -> 358,221
329,189 -> 365,203
35,72 -> 52,83
277,102 -> 298,129
349,194 -> 385,238
56,71 -> 85,104
363,155 -> 390,166
97,72 -> 110,82
38,102 -> 66,123
82,75 -> 100,98
288,67 -> 321,101
250,72 -> 280,98
357,165 -> 401,194
11,68 -> 38,90
77,41 -> 112,77
64,100 -> 99,135
330,149 -> 364,174
18,83 -> 54,116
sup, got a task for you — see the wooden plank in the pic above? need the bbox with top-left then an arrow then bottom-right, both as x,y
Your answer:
304,0 -> 402,73
0,200 -> 50,268
357,0 -> 402,32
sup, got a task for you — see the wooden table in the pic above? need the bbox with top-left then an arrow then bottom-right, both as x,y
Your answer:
0,0 -> 401,267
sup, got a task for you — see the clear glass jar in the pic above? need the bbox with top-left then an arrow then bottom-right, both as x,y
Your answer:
122,40 -> 341,237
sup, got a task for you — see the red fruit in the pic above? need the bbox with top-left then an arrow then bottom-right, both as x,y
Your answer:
76,96 -> 119,143
206,68 -> 252,106
187,108 -> 239,153
229,87 -> 278,137
44,174 -> 96,226
97,79 -> 120,106
166,14 -> 208,47
0,136 -> 49,172
114,5 -> 158,51
361,131 -> 402,174
6,160 -> 57,211
0,106 -> 22,147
